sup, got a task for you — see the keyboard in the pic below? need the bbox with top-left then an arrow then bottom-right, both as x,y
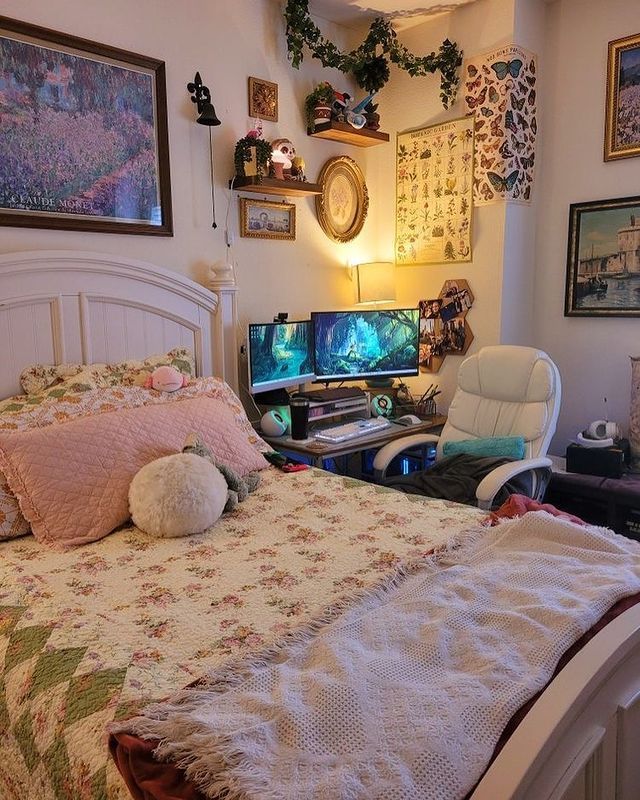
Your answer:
313,417 -> 392,443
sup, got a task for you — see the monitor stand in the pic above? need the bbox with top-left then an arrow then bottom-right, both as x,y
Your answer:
365,378 -> 395,388
254,388 -> 291,406
297,386 -> 365,402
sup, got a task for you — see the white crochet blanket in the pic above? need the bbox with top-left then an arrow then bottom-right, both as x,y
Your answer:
114,513 -> 640,800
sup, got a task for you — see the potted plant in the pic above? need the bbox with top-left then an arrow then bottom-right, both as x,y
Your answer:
363,100 -> 380,131
304,81 -> 335,130
234,135 -> 273,179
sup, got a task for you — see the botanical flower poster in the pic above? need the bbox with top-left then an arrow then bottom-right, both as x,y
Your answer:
463,45 -> 537,206
396,116 -> 474,265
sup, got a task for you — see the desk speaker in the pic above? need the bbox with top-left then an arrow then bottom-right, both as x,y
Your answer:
260,410 -> 288,437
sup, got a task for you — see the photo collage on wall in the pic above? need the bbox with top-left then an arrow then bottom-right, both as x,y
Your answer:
396,116 -> 474,265
419,279 -> 474,373
463,45 -> 538,205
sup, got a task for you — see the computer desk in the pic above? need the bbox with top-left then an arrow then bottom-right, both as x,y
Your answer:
261,415 -> 447,471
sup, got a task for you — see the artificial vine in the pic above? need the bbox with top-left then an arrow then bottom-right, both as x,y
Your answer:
234,136 -> 274,178
284,0 -> 462,108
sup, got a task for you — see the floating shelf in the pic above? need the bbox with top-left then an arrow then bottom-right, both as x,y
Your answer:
307,121 -> 390,147
230,176 -> 321,196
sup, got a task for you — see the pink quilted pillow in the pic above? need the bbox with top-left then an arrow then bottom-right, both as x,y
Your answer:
0,397 -> 268,548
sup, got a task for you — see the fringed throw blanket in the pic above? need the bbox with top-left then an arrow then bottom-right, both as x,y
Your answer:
112,513 -> 640,800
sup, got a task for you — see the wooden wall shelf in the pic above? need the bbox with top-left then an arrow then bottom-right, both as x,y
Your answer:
307,121 -> 390,147
230,176 -> 321,196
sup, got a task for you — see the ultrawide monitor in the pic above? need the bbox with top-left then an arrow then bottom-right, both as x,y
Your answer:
312,308 -> 420,383
248,320 -> 315,394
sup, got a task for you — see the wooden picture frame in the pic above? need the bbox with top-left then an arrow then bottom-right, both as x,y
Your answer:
315,156 -> 369,243
239,197 -> 295,240
248,76 -> 278,122
605,32 -> 640,161
565,195 -> 640,317
0,15 -> 172,235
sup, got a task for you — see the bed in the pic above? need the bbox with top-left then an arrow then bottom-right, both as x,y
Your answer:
1,251 -> 640,800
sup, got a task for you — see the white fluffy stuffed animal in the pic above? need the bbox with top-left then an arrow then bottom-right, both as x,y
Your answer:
129,453 -> 227,538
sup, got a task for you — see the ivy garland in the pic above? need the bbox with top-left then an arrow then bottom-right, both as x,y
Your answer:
234,136 -> 274,178
284,0 -> 462,108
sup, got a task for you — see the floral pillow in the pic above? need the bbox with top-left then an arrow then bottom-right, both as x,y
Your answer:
20,347 -> 196,396
0,376 -> 269,542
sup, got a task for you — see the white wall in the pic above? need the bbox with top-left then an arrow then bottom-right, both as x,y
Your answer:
532,0 -> 640,452
368,0 -> 516,408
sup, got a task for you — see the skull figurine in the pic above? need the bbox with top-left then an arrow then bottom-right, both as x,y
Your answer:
270,138 -> 296,179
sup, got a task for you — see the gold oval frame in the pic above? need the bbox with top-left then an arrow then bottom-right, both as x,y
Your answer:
315,156 -> 369,243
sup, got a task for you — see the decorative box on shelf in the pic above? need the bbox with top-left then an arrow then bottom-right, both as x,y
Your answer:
307,121 -> 390,147
230,176 -> 321,197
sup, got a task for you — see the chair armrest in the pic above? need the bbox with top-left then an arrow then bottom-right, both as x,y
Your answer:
372,433 -> 441,482
475,457 -> 553,510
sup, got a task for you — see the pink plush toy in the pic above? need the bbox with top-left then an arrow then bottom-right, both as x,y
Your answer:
144,365 -> 188,392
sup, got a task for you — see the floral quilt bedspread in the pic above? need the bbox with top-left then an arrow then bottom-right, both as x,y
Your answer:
0,467 -> 482,800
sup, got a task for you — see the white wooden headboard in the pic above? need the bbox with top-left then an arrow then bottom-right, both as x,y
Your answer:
0,250 -> 238,399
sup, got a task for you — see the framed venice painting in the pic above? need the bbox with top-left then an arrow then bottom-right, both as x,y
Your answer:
565,195 -> 640,317
0,16 -> 172,235
605,32 -> 640,161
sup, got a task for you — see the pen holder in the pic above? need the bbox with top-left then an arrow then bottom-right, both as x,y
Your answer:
415,398 -> 437,418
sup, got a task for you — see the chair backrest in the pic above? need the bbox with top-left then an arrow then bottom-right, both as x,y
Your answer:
436,345 -> 561,461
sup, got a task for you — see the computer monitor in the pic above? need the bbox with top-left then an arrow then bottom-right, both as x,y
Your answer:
247,320 -> 315,394
311,309 -> 420,383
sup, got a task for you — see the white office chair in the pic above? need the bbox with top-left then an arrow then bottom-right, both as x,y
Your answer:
373,346 -> 562,510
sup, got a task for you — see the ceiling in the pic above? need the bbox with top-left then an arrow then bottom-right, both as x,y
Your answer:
309,0 -> 480,29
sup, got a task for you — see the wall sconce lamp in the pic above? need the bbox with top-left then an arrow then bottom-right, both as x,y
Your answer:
355,261 -> 397,304
187,72 -> 221,228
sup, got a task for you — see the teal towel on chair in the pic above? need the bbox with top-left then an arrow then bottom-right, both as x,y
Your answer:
442,436 -> 526,460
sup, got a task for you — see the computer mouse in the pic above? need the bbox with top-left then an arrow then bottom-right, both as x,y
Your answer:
395,414 -> 422,426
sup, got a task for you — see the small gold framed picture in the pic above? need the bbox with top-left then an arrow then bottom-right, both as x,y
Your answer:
239,198 -> 295,240
605,32 -> 640,161
248,77 -> 278,122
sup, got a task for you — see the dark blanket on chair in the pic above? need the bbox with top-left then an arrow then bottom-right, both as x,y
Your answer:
382,453 -> 531,507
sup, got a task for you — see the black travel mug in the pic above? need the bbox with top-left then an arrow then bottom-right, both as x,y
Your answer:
289,396 -> 310,440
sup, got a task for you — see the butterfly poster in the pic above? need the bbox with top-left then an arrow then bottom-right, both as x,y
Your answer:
396,116 -> 474,265
463,45 -> 537,205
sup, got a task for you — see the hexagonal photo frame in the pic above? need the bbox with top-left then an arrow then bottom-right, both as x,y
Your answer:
418,279 -> 474,373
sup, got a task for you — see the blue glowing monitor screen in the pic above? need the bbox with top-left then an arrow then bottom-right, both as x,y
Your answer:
248,320 -> 315,394
312,309 -> 420,382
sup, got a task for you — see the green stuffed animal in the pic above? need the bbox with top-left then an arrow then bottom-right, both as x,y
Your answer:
182,433 -> 260,512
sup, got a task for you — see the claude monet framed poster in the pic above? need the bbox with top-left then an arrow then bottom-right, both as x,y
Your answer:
565,195 -> 640,317
0,16 -> 172,235
604,31 -> 640,161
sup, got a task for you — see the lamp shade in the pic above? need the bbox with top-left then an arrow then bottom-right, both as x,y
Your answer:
356,261 -> 396,304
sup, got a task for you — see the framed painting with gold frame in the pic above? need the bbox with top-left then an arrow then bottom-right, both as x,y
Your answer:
315,156 -> 369,243
248,77 -> 278,123
239,197 -> 295,240
605,32 -> 640,161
